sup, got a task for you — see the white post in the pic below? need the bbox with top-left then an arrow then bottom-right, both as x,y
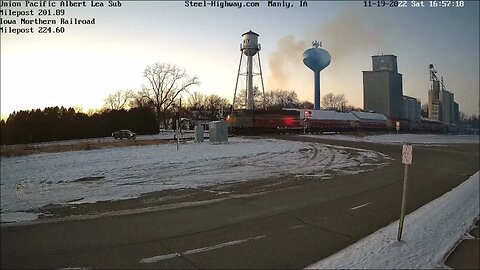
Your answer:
397,144 -> 412,241
176,119 -> 179,151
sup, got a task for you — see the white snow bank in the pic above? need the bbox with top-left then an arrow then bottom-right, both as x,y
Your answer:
1,138 -> 391,223
302,133 -> 479,145
307,171 -> 480,269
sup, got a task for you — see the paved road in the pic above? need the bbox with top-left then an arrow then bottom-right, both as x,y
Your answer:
1,136 -> 478,269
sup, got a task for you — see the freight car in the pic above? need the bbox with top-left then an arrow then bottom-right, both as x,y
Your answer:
420,118 -> 447,133
386,119 -> 412,133
351,111 -> 388,131
303,110 -> 357,132
298,109 -> 388,132
227,109 -> 302,134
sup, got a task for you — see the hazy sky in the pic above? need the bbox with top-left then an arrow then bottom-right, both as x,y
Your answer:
1,0 -> 479,117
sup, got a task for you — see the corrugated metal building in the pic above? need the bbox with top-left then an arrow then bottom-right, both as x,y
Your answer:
402,95 -> 421,122
440,90 -> 454,124
428,80 -> 441,120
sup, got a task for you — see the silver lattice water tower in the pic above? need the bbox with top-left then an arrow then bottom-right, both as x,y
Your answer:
233,30 -> 265,111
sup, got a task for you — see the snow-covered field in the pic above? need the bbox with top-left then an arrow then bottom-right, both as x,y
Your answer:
307,171 -> 479,269
302,133 -> 479,145
0,138 -> 391,223
0,130 -> 206,149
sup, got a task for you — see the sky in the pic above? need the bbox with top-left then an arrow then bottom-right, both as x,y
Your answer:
1,0 -> 479,118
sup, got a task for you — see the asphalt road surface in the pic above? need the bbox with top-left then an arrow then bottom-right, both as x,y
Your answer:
1,135 -> 479,269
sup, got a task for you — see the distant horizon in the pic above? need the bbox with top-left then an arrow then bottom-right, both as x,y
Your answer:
1,1 -> 479,119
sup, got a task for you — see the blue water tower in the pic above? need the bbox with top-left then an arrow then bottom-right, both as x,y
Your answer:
303,41 -> 331,110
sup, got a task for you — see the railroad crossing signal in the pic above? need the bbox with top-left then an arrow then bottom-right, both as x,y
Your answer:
304,110 -> 312,118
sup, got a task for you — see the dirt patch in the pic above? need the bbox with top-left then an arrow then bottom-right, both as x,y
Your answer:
72,176 -> 105,183
31,175 -> 317,221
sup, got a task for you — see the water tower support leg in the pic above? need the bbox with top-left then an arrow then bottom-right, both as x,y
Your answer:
314,72 -> 320,110
257,52 -> 266,110
247,55 -> 254,110
232,52 -> 243,114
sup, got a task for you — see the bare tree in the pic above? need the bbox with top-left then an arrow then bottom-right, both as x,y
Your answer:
234,87 -> 265,110
104,90 -> 134,110
298,101 -> 314,109
205,94 -> 230,120
140,63 -> 200,129
205,94 -> 230,110
233,89 -> 247,109
186,91 -> 206,110
186,92 -> 231,120
129,92 -> 152,109
321,93 -> 348,111
274,89 -> 299,108
264,89 -> 299,110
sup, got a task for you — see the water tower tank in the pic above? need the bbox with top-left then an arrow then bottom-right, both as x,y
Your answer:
303,41 -> 331,72
303,41 -> 331,110
241,30 -> 260,56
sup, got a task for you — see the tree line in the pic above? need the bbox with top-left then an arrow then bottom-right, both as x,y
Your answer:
0,107 -> 157,145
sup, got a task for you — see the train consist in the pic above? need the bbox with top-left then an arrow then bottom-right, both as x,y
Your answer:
227,109 -> 449,134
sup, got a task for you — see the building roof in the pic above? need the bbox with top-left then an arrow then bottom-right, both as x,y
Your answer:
242,30 -> 259,36
373,54 -> 397,57
403,95 -> 419,101
310,110 -> 358,121
351,111 -> 387,121
421,117 -> 443,124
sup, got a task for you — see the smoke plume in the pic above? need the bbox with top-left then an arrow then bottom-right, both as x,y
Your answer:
267,8 -> 390,96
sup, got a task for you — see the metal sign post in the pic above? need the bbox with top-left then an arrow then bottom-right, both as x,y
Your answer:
176,119 -> 179,151
176,98 -> 182,151
397,144 -> 412,241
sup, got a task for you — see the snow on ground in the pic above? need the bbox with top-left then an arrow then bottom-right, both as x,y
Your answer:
0,137 -> 391,223
302,133 -> 479,145
307,171 -> 480,269
0,130 -> 205,149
